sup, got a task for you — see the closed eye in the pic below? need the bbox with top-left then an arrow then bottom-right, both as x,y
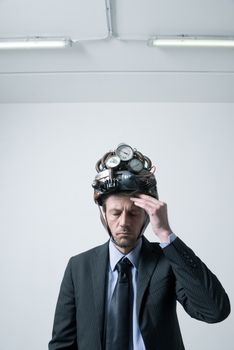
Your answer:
111,211 -> 121,216
129,212 -> 138,216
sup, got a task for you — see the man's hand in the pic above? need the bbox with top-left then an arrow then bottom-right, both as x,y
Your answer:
130,194 -> 172,243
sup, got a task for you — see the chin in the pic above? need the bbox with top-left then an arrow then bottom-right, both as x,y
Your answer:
116,237 -> 136,248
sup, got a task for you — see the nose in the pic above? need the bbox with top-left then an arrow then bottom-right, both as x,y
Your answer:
119,210 -> 129,228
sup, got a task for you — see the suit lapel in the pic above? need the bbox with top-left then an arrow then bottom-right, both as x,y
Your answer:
91,241 -> 109,344
136,237 -> 162,319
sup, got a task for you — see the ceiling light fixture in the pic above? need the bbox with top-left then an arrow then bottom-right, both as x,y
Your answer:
0,37 -> 73,50
148,35 -> 234,48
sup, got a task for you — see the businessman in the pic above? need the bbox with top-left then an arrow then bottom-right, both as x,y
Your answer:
49,143 -> 230,350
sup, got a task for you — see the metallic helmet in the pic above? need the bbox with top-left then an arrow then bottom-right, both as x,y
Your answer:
92,143 -> 158,205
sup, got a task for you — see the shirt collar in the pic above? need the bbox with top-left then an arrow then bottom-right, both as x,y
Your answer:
109,238 -> 142,271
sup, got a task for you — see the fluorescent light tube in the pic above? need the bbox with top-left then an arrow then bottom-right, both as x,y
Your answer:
148,36 -> 234,48
0,37 -> 72,49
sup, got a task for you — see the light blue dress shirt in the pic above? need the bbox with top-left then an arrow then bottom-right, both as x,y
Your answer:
107,233 -> 177,350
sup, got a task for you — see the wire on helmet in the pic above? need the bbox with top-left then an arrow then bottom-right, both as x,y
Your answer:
92,143 -> 158,206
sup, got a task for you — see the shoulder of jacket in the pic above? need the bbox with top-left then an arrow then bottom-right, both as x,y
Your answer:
69,240 -> 109,263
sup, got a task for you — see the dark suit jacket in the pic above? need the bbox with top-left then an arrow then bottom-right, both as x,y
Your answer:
48,237 -> 230,350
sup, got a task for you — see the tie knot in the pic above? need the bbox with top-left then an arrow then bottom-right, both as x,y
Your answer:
116,258 -> 132,274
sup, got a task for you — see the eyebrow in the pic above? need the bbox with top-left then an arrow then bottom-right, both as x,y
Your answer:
108,207 -> 142,213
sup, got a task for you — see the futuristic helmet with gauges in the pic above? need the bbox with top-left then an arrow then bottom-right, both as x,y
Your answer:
92,143 -> 158,206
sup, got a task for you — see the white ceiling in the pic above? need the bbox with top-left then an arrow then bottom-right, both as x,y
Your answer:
0,0 -> 234,102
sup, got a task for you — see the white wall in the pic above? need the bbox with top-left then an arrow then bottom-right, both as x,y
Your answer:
0,103 -> 233,350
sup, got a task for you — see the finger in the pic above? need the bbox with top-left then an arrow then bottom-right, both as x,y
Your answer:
130,196 -> 165,207
130,198 -> 147,208
132,194 -> 158,202
130,199 -> 160,216
132,197 -> 168,216
140,196 -> 166,207
130,198 -> 151,210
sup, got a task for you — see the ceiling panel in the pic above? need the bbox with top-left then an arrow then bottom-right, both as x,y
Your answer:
113,0 -> 234,36
0,0 -> 107,37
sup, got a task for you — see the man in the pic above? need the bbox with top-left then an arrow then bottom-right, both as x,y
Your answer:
49,143 -> 230,350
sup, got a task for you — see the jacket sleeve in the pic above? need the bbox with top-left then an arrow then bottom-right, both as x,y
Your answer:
162,237 -> 231,323
48,258 -> 78,350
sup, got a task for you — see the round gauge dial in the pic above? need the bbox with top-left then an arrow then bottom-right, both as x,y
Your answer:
128,158 -> 144,172
105,155 -> 121,168
116,144 -> 134,161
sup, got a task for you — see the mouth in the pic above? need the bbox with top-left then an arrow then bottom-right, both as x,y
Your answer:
116,232 -> 131,237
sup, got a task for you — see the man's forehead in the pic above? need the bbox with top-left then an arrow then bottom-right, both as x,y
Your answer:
105,194 -> 141,210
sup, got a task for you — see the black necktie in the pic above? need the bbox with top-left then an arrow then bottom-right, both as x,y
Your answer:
105,258 -> 133,350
